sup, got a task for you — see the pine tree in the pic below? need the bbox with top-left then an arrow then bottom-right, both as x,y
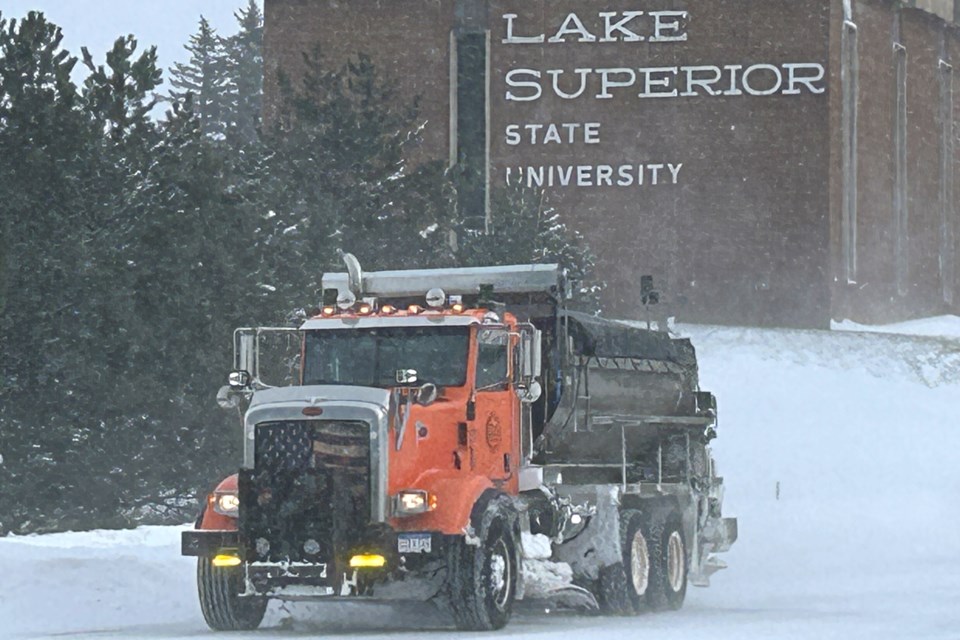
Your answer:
221,1 -> 263,145
250,46 -> 456,311
0,11 -> 80,318
0,12 -> 106,533
458,184 -> 604,310
168,17 -> 228,139
81,36 -> 161,143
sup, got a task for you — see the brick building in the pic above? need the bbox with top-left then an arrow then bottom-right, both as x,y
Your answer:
263,0 -> 960,328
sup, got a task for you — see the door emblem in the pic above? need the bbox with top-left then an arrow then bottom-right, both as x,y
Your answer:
485,413 -> 502,449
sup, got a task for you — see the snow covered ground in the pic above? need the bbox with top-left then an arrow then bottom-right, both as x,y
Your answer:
2,324 -> 959,640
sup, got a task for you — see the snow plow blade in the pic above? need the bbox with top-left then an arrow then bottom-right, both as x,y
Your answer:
521,586 -> 599,612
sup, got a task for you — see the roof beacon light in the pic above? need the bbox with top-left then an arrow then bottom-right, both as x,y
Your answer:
425,288 -> 446,308
337,290 -> 357,311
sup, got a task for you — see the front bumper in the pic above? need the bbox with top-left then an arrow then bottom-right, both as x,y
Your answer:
182,529 -> 240,557
182,528 -> 451,601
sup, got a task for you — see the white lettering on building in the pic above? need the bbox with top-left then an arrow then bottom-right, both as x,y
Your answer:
505,123 -> 602,145
505,163 -> 684,189
504,63 -> 827,101
496,6 -> 826,193
504,10 -> 684,44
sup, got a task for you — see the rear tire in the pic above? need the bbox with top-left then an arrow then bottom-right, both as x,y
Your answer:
645,509 -> 688,611
446,495 -> 520,631
197,558 -> 267,631
597,509 -> 649,615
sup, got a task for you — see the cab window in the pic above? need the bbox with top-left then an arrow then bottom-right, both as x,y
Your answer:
476,328 -> 509,390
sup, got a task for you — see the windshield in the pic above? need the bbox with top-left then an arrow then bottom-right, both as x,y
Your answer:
302,326 -> 470,388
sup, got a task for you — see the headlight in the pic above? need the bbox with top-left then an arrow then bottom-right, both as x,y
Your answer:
213,491 -> 240,517
393,490 -> 437,516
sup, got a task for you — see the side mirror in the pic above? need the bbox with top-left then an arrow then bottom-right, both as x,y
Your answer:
521,330 -> 542,379
417,383 -> 438,407
517,381 -> 542,404
236,330 -> 257,381
216,385 -> 241,410
228,370 -> 251,390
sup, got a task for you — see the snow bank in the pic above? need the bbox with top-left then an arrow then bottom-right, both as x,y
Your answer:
832,314 -> 960,340
2,324 -> 959,639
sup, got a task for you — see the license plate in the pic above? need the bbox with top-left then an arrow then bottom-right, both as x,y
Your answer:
398,533 -> 432,554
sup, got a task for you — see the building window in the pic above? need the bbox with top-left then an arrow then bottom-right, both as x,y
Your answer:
454,30 -> 489,232
939,58 -> 955,305
893,41 -> 909,297
841,19 -> 859,284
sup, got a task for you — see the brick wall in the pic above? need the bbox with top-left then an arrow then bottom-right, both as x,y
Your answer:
262,0 -> 960,327
832,0 -> 960,322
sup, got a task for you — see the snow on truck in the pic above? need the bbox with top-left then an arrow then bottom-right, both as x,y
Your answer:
182,256 -> 737,631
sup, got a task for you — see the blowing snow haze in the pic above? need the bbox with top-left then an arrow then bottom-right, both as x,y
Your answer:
2,0 -> 960,637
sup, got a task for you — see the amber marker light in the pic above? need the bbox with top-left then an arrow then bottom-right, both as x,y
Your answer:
349,554 -> 386,568
407,305 -> 423,315
451,303 -> 465,313
381,304 -> 397,315
212,553 -> 242,568
321,306 -> 336,317
358,304 -> 372,315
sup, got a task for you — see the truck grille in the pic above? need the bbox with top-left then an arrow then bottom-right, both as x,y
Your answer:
241,420 -> 371,563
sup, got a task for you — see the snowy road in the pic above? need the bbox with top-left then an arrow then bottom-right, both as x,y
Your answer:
3,325 -> 960,639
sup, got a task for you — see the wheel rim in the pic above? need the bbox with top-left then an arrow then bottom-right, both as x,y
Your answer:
667,531 -> 685,593
630,529 -> 650,596
489,537 -> 512,610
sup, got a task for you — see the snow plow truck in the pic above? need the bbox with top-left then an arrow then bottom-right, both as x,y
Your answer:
182,256 -> 737,631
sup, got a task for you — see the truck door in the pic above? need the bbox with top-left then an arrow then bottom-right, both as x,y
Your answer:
473,327 -> 519,493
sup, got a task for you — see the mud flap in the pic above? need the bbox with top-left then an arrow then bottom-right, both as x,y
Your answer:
551,486 -> 622,582
689,517 -> 738,587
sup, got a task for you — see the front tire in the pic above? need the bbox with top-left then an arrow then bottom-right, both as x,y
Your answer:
197,558 -> 267,631
446,495 -> 520,631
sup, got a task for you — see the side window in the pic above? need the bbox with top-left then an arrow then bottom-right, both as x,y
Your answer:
476,329 -> 509,391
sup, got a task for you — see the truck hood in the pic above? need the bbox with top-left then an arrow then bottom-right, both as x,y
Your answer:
248,384 -> 393,411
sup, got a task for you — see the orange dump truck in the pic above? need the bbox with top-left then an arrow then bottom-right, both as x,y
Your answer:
182,257 -> 737,631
